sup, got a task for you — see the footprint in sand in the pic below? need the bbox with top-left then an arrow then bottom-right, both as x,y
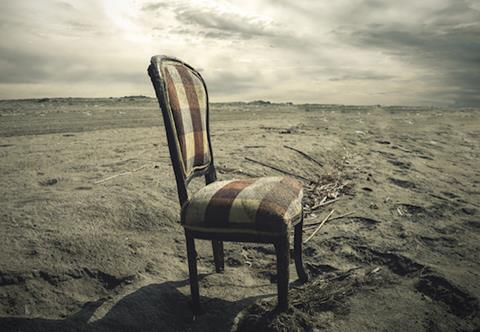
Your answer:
395,203 -> 428,217
419,236 -> 458,248
463,220 -> 480,229
389,177 -> 417,189
362,249 -> 426,277
349,216 -> 380,228
387,158 -> 412,170
416,274 -> 479,318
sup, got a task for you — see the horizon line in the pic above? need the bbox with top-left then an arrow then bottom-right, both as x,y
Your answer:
0,96 -> 474,109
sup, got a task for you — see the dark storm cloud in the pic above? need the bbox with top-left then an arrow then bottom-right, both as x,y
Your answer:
329,71 -> 395,82
0,47 -> 51,83
173,7 -> 275,40
346,26 -> 480,106
336,1 -> 480,106
0,46 -> 145,85
205,70 -> 263,94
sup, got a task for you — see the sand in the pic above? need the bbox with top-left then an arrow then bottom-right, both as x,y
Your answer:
0,97 -> 479,331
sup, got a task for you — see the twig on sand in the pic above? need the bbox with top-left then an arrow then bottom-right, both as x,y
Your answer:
304,209 -> 335,243
244,157 -> 316,183
94,164 -> 149,184
304,211 -> 356,227
244,145 -> 266,149
310,197 -> 341,210
284,145 -> 323,167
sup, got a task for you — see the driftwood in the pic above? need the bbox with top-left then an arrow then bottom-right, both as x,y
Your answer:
284,145 -> 323,167
304,211 -> 356,227
244,157 -> 316,183
94,164 -> 148,184
304,209 -> 335,243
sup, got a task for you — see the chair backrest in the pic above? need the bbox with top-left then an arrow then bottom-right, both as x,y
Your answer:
148,55 -> 216,207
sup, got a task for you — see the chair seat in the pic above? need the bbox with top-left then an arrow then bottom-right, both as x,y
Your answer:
181,176 -> 303,234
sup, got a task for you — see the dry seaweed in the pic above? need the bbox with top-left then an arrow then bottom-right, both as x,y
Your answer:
232,267 -> 387,332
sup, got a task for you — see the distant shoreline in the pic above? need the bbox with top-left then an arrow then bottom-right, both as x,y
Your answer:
0,96 -> 476,109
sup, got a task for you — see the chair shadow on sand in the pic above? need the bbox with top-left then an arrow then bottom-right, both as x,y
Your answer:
0,275 -> 270,332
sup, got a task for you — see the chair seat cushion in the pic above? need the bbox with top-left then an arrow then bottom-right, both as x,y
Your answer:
181,176 -> 303,234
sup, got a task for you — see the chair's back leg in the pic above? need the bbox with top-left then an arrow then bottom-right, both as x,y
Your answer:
212,240 -> 224,273
294,215 -> 309,283
185,232 -> 202,314
274,234 -> 290,311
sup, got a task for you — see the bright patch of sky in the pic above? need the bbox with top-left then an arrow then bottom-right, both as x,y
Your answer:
0,0 -> 479,106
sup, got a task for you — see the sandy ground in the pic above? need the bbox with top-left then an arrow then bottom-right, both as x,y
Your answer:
0,97 -> 479,331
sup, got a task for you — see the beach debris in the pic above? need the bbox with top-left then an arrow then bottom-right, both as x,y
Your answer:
279,128 -> 293,134
244,145 -> 266,149
283,145 -> 323,167
94,164 -> 149,184
233,266 -> 386,331
244,157 -> 316,183
304,211 -> 356,228
304,209 -> 335,243
303,176 -> 351,217
370,267 -> 382,274
310,197 -> 340,210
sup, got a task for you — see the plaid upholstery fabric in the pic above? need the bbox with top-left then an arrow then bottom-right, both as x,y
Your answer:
157,59 -> 211,177
181,176 -> 303,234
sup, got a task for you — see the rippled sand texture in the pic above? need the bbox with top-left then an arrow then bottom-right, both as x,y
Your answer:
0,98 -> 479,331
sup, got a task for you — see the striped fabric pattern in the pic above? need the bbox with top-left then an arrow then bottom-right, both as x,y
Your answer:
181,176 -> 303,234
160,60 -> 211,177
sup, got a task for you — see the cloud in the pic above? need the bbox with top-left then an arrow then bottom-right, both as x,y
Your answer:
0,0 -> 478,105
329,71 -> 396,82
141,2 -> 170,12
174,8 -> 274,40
205,70 -> 264,95
336,1 -> 480,106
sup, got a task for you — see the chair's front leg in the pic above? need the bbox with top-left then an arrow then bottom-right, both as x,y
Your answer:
294,214 -> 309,283
275,234 -> 290,311
185,231 -> 202,314
212,240 -> 224,273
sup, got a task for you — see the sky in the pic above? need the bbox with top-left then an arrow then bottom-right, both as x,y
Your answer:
0,0 -> 479,106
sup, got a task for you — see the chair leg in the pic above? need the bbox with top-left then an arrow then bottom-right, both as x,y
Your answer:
212,240 -> 224,273
275,234 -> 290,311
294,215 -> 309,283
185,232 -> 202,314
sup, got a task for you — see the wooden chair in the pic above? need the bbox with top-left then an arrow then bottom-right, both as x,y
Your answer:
148,55 -> 308,314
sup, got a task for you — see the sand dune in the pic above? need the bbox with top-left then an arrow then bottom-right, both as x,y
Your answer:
0,98 -> 479,331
